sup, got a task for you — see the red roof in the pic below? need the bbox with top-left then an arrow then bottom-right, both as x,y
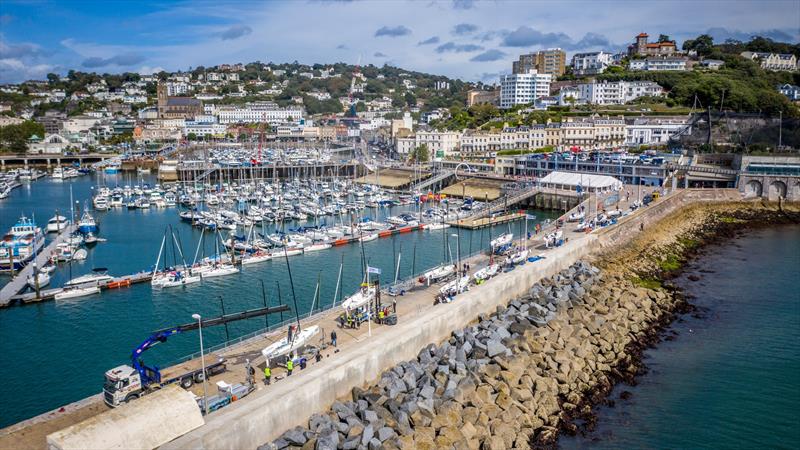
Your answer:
636,33 -> 649,38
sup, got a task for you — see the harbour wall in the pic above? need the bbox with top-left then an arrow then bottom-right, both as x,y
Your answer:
163,189 -> 706,450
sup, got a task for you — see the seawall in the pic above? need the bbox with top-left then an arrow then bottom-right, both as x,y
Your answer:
163,189 -> 725,449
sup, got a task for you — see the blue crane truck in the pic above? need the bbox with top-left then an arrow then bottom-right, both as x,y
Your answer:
103,304 -> 290,407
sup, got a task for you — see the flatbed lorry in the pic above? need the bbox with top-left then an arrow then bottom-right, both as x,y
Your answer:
103,304 -> 289,407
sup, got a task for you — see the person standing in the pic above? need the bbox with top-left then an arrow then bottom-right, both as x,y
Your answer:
331,330 -> 337,347
263,365 -> 271,385
392,298 -> 397,314
286,358 -> 294,376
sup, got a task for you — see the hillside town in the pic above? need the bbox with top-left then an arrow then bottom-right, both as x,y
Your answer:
1,32 -> 798,163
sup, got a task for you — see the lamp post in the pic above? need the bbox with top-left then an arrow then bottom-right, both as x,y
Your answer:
451,233 -> 461,276
192,313 -> 209,416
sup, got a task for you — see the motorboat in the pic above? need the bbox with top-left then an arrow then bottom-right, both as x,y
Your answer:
490,233 -> 513,248
473,263 -> 500,282
71,248 -> 88,261
64,268 -> 113,288
261,325 -> 320,363
439,275 -> 470,296
341,285 -> 376,311
27,271 -> 51,289
93,196 -> 109,211
422,264 -> 455,284
46,215 -> 70,233
84,232 -> 99,246
55,286 -> 100,300
0,216 -> 46,270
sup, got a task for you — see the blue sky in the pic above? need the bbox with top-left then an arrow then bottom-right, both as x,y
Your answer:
1,0 -> 798,83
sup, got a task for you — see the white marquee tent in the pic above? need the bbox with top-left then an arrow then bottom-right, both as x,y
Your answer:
539,171 -> 623,193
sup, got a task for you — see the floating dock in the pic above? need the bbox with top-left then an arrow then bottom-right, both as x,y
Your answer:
448,211 -> 527,229
0,224 -> 77,307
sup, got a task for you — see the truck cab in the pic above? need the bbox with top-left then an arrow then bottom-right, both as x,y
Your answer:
104,365 -> 143,407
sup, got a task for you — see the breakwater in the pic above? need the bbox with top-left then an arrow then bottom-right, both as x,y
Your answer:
259,197 -> 800,450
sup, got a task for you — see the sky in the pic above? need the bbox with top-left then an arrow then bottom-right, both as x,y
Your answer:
0,0 -> 798,84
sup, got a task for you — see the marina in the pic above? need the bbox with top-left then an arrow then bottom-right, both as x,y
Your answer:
0,167 -> 562,428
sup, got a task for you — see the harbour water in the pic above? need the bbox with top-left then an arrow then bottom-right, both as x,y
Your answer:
561,226 -> 800,449
0,174 -> 559,427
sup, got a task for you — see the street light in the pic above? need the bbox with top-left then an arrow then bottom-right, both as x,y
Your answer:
451,233 -> 461,275
192,313 -> 209,416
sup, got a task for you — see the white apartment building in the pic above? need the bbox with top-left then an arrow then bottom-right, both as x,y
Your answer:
434,81 -> 450,90
625,117 -> 689,146
166,82 -> 189,96
499,70 -> 552,109
216,102 -> 305,125
572,52 -> 613,75
629,57 -> 688,71
577,80 -> 664,105
184,119 -> 227,137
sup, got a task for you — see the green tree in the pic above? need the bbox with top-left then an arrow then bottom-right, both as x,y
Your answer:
658,34 -> 672,43
404,92 -> 417,107
408,144 -> 429,163
0,120 -> 46,153
682,34 -> 714,57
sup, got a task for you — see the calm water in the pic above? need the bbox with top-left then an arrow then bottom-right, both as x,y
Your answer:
561,226 -> 800,449
0,174 -> 559,427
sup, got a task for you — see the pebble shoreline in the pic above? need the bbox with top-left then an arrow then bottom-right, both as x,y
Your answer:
262,201 -> 800,450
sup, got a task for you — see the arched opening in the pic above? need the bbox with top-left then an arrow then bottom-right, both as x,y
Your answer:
768,180 -> 787,201
744,180 -> 762,198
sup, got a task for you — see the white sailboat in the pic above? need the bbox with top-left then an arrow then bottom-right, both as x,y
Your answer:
260,325 -> 320,363
55,286 -> 100,300
508,248 -> 530,265
341,284 -> 376,311
423,222 -> 449,231
490,233 -> 513,248
439,275 -> 470,296
473,263 -> 500,282
422,264 -> 455,285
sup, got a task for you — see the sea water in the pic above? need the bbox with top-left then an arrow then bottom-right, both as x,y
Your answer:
561,226 -> 800,449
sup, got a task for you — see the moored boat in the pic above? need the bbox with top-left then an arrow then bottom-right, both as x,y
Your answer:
0,216 -> 46,270
55,286 -> 100,300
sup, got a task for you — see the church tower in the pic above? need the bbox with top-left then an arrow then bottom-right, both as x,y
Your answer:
157,82 -> 167,118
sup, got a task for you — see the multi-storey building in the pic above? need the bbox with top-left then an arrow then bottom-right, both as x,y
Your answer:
625,117 -> 689,146
512,49 -> 566,76
741,52 -> 798,71
216,102 -> 304,125
395,131 -> 462,158
571,52 -> 613,75
499,70 -> 552,109
576,80 -> 664,105
629,57 -> 688,71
